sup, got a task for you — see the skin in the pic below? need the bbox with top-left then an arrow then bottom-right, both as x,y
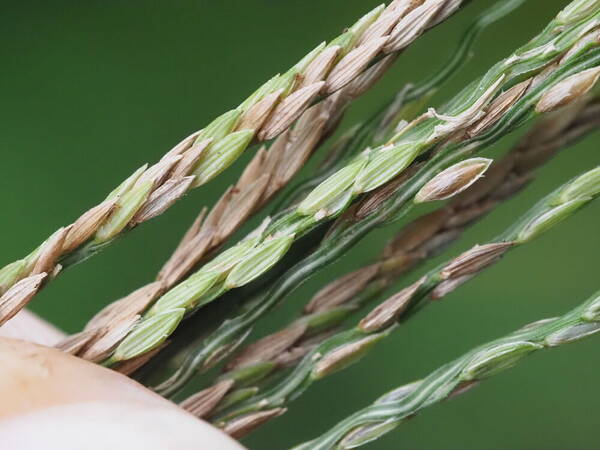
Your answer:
0,311 -> 245,450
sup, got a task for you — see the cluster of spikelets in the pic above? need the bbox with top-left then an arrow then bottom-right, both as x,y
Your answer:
2,0 -> 600,448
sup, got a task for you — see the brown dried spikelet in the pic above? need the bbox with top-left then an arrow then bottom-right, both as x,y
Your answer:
135,155 -> 182,190
63,200 -> 116,253
358,1 -> 415,45
430,273 -> 475,300
305,264 -> 381,314
450,157 -> 516,208
115,343 -> 167,376
225,322 -> 307,371
259,82 -> 325,140
131,176 -> 195,225
440,242 -> 514,280
80,315 -> 140,362
467,80 -> 531,137
414,158 -> 493,203
237,90 -> 282,131
325,37 -> 389,94
180,380 -> 235,419
0,273 -> 47,326
85,281 -> 164,332
353,164 -> 421,220
32,227 -> 71,276
169,138 -> 212,178
298,46 -> 341,90
222,408 -> 287,439
536,67 -> 600,113
312,334 -> 384,379
359,277 -> 425,332
383,0 -> 446,53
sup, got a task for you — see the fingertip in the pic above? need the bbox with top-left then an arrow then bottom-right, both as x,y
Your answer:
0,310 -> 65,346
0,338 -> 245,450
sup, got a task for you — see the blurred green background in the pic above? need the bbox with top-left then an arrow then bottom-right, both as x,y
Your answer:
2,0 -> 599,448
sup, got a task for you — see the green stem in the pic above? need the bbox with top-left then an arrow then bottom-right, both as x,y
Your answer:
213,166 -> 600,427
198,95 -> 599,413
293,288 -> 600,449
154,41 -> 600,396
110,3 -> 600,381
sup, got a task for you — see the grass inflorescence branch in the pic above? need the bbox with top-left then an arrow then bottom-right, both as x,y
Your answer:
57,86 -> 351,362
147,0 -> 600,396
293,287 -> 600,449
1,2 -> 599,449
57,32 -> 401,361
209,165 -> 600,437
0,0 -> 468,321
178,95 -> 599,422
155,1 -> 515,399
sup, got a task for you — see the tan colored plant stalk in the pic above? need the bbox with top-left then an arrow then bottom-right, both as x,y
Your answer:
0,0 -> 466,319
178,95 -> 600,420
